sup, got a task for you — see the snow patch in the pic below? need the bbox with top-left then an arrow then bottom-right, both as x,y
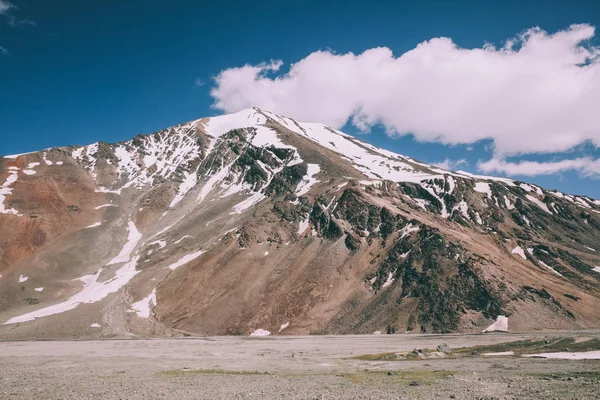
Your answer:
107,221 -> 143,265
455,171 -> 515,187
511,246 -> 527,260
411,197 -> 428,210
174,235 -> 192,244
483,351 -> 514,357
520,183 -> 533,192
71,147 -> 84,161
19,275 -> 28,283
504,196 -> 515,210
167,250 -> 205,270
381,272 -> 394,288
148,240 -> 167,249
446,176 -> 455,194
523,351 -> 600,360
295,163 -> 321,196
279,322 -> 290,332
4,251 -> 141,325
96,187 -> 121,194
203,108 -> 268,139
3,220 -> 145,325
399,223 -> 420,239
85,222 -> 102,229
298,217 -> 310,235
95,204 -> 117,210
539,260 -> 562,276
43,153 -> 53,165
90,323 -> 101,328
132,288 -> 157,318
250,329 -> 271,337
452,201 -> 470,221
231,192 -> 266,214
525,195 -> 552,214
0,168 -> 20,215
3,151 -> 35,159
169,168 -> 199,208
419,182 -> 449,218
474,182 -> 492,198
34,287 -> 44,292
483,315 -> 509,332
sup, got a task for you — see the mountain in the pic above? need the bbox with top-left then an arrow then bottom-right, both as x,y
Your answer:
1,107 -> 599,339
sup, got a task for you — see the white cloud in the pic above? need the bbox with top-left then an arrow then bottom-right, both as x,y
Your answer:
0,1 -> 35,26
433,158 -> 468,171
0,1 -> 12,53
0,1 -> 13,15
478,157 -> 600,177
211,24 -> 600,162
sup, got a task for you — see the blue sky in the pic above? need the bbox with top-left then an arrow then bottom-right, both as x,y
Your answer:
1,0 -> 599,197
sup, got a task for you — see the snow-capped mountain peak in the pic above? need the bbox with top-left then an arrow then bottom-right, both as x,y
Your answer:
0,109 -> 599,338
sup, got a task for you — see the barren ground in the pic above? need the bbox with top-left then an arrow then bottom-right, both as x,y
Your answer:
1,331 -> 600,399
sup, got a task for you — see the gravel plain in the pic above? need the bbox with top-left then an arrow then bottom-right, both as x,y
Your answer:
1,331 -> 600,399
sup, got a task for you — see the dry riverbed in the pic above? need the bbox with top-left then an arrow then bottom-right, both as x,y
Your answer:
1,331 -> 600,399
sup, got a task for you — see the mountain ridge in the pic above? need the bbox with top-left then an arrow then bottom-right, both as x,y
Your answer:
4,107 -> 594,200
1,107 -> 599,339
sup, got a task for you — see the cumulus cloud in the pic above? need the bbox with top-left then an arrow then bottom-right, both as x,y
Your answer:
478,157 -> 600,177
432,158 -> 468,171
211,24 -> 600,178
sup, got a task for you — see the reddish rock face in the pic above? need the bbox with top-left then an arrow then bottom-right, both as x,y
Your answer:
0,155 -> 99,272
0,108 -> 599,340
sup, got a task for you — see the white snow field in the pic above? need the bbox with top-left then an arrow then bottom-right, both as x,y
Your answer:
4,221 -> 144,325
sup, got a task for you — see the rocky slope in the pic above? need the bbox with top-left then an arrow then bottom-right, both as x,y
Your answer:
1,107 -> 599,339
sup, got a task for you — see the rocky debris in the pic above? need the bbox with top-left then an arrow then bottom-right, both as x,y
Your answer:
409,348 -> 446,359
437,343 -> 452,353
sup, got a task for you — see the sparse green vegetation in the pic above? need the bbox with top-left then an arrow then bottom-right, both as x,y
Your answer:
352,337 -> 600,361
341,370 -> 453,385
159,369 -> 269,376
531,371 -> 600,381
